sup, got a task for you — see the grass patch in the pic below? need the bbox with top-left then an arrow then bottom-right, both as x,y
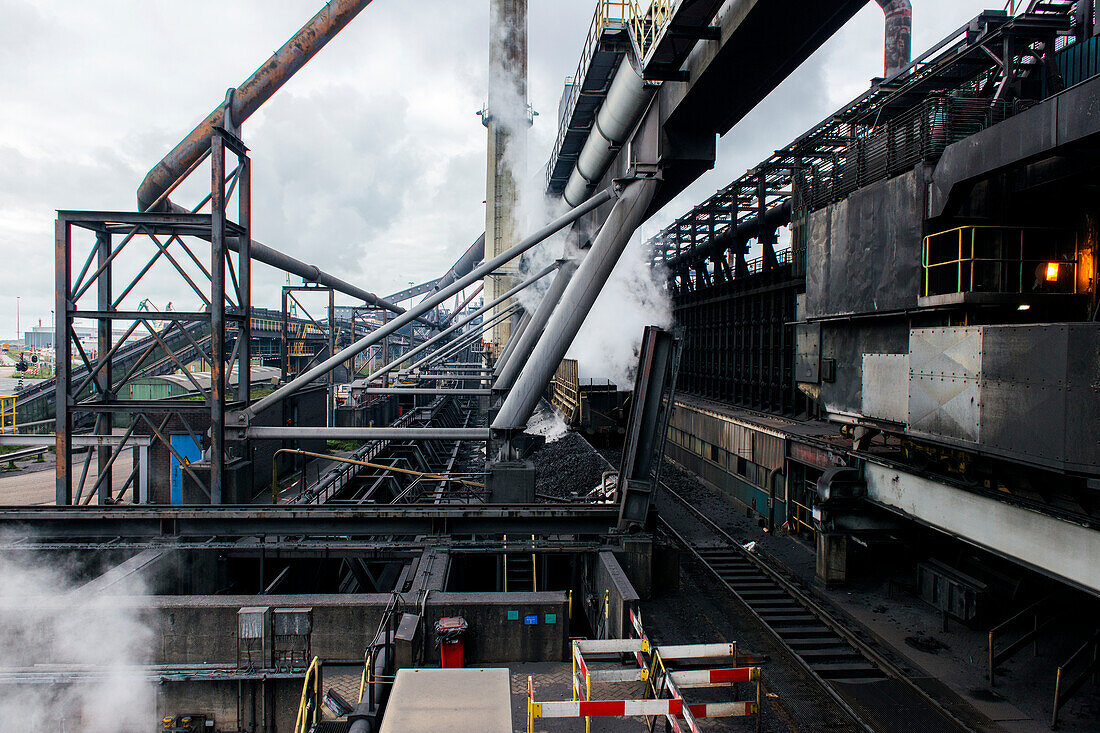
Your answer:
326,439 -> 359,453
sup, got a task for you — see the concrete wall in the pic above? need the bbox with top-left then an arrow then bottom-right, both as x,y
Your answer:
158,678 -> 300,733
425,592 -> 569,663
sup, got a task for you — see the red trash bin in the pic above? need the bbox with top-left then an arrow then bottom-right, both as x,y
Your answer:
436,616 -> 468,668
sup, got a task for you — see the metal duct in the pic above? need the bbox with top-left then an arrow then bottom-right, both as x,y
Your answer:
493,178 -> 658,431
433,234 -> 486,294
563,62 -> 657,207
138,0 -> 375,211
241,187 -> 615,419
492,257 -> 579,390
156,198 -> 422,321
875,0 -> 912,79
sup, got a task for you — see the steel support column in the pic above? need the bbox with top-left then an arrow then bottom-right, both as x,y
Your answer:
493,178 -> 658,433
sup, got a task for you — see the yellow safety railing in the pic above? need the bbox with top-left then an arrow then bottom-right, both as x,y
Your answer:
552,1 -> 675,177
788,498 -> 816,536
0,395 -> 15,434
597,1 -> 674,62
294,656 -> 322,733
921,226 -> 1078,297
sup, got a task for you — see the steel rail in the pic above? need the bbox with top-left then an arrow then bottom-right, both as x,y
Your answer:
658,481 -> 975,733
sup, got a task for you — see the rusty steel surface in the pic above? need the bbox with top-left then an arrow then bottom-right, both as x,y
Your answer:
138,0 -> 374,212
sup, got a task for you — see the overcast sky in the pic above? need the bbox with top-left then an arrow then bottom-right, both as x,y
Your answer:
0,0 -> 995,337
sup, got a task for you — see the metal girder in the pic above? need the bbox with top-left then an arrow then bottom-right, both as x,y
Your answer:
0,506 -> 621,540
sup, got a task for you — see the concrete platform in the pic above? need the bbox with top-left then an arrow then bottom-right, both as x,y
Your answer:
380,667 -> 512,733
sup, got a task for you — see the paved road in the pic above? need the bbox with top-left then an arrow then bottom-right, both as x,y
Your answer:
0,451 -> 134,505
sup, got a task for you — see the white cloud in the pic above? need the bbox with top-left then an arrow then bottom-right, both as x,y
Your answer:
0,0 -> 996,337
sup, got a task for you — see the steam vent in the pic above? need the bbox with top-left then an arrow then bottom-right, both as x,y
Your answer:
2,1 -> 1100,731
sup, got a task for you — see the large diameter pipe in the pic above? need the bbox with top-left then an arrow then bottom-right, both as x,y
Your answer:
161,198 -> 418,321
433,234 -> 485,293
876,0 -> 912,79
246,427 -> 490,441
367,263 -> 556,383
494,308 -> 531,375
563,62 -> 657,207
241,187 -> 615,420
493,257 -> 579,389
493,178 -> 658,430
138,0 -> 375,211
231,226 -> 421,320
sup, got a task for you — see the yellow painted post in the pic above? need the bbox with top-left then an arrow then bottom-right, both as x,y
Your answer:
572,641 -> 577,701
531,534 -> 537,592
957,228 -> 963,294
503,534 -> 509,592
586,668 -> 592,733
527,676 -> 535,733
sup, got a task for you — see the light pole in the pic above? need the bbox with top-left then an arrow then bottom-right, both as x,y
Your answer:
15,297 -> 19,340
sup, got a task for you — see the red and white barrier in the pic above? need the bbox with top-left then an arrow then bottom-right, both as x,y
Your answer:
529,610 -> 762,733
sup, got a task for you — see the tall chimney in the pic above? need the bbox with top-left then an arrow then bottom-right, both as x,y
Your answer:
876,0 -> 912,79
483,0 -> 529,356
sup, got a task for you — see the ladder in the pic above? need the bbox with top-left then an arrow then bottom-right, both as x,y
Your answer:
503,534 -> 537,592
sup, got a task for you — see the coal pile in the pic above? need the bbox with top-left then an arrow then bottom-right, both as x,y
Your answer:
530,431 -> 608,501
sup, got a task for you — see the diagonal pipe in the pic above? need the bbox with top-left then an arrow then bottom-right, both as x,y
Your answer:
239,187 -> 615,420
139,0 -> 375,212
493,256 -> 579,390
493,178 -> 658,432
403,305 -> 519,374
493,308 -> 531,375
367,262 -> 558,383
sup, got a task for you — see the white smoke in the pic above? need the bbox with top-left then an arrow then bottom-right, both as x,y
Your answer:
524,402 -> 570,443
0,548 -> 155,732
485,0 -> 675,386
566,233 -> 674,389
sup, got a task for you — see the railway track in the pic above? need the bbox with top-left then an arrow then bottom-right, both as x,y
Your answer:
657,480 -> 980,733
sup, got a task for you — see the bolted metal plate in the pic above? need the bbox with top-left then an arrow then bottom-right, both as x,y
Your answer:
861,353 -> 908,423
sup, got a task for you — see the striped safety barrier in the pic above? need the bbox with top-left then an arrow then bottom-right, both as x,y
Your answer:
528,610 -> 763,733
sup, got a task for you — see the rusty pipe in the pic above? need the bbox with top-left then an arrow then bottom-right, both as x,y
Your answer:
875,0 -> 912,79
138,0 -> 374,212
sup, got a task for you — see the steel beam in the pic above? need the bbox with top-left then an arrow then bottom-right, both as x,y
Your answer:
361,388 -> 490,396
245,427 -> 490,441
366,264 -> 556,383
0,505 -> 619,539
240,189 -> 612,421
494,179 -> 658,430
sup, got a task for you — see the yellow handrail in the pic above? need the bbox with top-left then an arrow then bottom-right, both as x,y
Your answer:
0,395 -> 16,434
294,656 -> 322,733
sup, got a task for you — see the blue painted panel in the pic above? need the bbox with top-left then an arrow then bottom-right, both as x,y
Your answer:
169,434 -> 201,505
